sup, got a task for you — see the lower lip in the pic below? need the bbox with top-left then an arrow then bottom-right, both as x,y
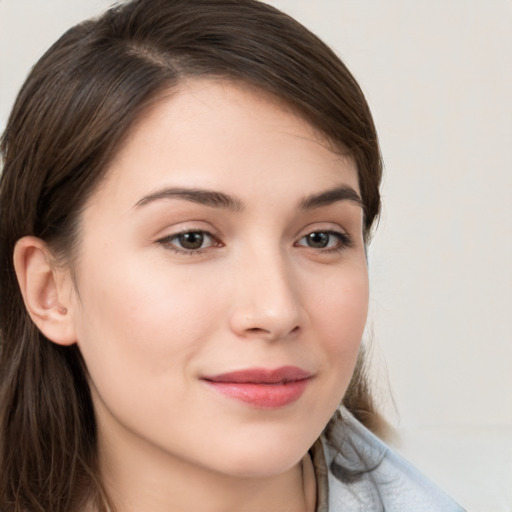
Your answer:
203,379 -> 310,409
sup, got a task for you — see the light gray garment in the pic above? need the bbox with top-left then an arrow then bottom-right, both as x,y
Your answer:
311,407 -> 466,511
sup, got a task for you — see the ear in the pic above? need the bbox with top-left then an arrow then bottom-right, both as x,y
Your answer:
13,236 -> 77,346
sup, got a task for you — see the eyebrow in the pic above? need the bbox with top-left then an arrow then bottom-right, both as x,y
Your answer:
299,185 -> 363,210
134,187 -> 244,211
134,184 -> 363,212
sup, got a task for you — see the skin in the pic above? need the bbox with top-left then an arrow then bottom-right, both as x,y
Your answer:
16,80 -> 369,512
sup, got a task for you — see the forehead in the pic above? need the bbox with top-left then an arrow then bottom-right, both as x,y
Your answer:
93,79 -> 359,208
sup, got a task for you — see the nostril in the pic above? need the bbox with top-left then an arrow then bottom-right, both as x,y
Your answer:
247,327 -> 266,334
245,325 -> 300,338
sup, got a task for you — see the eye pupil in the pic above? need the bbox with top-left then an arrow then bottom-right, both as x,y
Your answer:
178,232 -> 204,250
307,232 -> 329,248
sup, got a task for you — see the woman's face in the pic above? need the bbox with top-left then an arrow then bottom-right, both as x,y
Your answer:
68,80 -> 369,478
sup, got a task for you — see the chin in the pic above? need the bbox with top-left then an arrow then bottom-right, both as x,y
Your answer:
203,430 -> 315,478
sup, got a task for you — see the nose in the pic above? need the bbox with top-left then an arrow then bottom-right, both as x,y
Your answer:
228,250 -> 304,341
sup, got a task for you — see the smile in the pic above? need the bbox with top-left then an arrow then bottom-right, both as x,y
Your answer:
201,366 -> 312,409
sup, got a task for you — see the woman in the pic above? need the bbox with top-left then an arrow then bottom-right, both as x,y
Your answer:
0,1 -> 465,511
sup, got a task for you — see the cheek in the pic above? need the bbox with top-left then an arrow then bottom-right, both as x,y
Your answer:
306,263 -> 369,381
314,260 -> 368,328
72,256 -> 223,395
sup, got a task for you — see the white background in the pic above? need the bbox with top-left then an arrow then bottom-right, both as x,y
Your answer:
1,1 -> 511,510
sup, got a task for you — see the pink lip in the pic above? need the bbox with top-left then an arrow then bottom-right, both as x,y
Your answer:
201,366 -> 312,409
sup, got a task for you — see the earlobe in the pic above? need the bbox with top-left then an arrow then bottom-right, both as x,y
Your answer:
13,236 -> 77,346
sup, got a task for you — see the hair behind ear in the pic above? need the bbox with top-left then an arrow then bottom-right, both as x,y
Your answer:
0,317 -> 100,511
342,344 -> 392,441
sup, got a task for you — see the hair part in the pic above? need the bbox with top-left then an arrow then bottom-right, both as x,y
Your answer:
0,1 -> 383,510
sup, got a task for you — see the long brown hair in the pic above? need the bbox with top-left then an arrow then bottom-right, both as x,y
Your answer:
0,1 -> 383,510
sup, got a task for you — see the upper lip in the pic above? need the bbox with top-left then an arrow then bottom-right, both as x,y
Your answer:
202,366 -> 312,384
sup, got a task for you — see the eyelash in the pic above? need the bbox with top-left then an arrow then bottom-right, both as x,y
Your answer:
295,230 -> 354,253
156,229 -> 223,255
156,229 -> 353,255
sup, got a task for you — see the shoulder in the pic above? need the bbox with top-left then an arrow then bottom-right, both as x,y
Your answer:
312,407 -> 466,512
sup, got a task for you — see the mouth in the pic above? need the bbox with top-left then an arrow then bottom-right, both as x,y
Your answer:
201,366 -> 312,409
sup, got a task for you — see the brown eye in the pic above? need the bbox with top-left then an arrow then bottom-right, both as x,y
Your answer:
158,230 -> 220,254
177,231 -> 205,250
